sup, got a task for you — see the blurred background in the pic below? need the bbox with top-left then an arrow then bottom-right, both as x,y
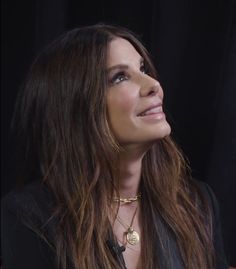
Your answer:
1,0 -> 236,266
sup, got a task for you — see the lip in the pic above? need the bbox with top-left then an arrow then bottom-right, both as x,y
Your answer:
137,103 -> 163,117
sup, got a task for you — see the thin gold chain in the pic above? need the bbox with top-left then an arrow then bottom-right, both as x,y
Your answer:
116,205 -> 140,246
116,206 -> 138,229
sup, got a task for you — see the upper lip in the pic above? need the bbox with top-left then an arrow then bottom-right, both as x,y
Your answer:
137,103 -> 162,116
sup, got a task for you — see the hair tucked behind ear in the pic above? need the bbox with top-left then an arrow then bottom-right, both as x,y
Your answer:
13,24 -> 214,269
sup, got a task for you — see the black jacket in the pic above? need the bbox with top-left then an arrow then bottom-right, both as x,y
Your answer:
1,180 -> 228,269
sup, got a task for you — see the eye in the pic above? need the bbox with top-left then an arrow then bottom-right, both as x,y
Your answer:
140,63 -> 148,74
110,71 -> 128,85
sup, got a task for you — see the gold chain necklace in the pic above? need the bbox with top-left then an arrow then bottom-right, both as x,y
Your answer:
113,194 -> 141,204
116,206 -> 140,246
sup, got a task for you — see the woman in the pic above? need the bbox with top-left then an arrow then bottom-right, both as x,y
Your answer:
2,24 -> 228,269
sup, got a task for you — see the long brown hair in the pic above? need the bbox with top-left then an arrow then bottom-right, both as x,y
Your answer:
13,24 -> 214,268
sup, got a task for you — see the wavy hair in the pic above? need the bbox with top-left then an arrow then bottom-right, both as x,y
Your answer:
13,24 -> 214,269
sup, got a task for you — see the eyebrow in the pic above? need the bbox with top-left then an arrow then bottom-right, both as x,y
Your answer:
107,57 -> 144,74
107,64 -> 129,73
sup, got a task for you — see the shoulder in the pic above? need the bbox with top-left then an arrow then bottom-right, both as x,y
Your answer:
191,179 -> 229,268
2,180 -> 54,227
190,178 -> 221,230
191,179 -> 220,219
1,182 -> 57,268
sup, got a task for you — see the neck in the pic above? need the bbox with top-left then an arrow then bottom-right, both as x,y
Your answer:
118,144 -> 148,198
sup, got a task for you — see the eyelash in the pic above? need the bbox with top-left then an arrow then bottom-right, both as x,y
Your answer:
110,64 -> 148,85
140,64 -> 147,74
110,71 -> 128,84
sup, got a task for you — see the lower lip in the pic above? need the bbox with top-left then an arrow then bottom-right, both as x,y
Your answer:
138,112 -> 165,120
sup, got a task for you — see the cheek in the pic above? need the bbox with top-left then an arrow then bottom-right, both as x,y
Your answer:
118,98 -> 134,113
106,94 -> 137,143
107,91 -> 136,117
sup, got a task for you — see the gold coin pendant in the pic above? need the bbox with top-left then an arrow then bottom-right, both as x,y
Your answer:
126,228 -> 140,245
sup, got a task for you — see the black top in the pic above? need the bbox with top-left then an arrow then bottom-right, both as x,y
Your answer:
1,180 -> 228,269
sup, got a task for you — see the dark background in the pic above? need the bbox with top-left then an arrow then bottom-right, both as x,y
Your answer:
1,0 -> 236,266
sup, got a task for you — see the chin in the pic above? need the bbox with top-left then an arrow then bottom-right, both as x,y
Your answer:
161,123 -> 171,137
150,121 -> 171,140
114,121 -> 172,145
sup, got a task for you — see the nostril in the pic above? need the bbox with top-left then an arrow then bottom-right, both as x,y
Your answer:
148,89 -> 157,96
140,79 -> 160,97
148,85 -> 159,96
140,85 -> 159,97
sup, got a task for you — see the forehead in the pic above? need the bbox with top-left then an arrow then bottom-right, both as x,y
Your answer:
106,38 -> 142,68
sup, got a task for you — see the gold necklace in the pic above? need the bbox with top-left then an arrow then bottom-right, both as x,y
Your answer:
116,206 -> 140,246
113,194 -> 141,204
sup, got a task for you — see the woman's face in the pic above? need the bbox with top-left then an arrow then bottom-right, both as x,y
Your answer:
106,38 -> 171,147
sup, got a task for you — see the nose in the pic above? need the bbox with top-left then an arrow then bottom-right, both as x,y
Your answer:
139,75 -> 162,97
